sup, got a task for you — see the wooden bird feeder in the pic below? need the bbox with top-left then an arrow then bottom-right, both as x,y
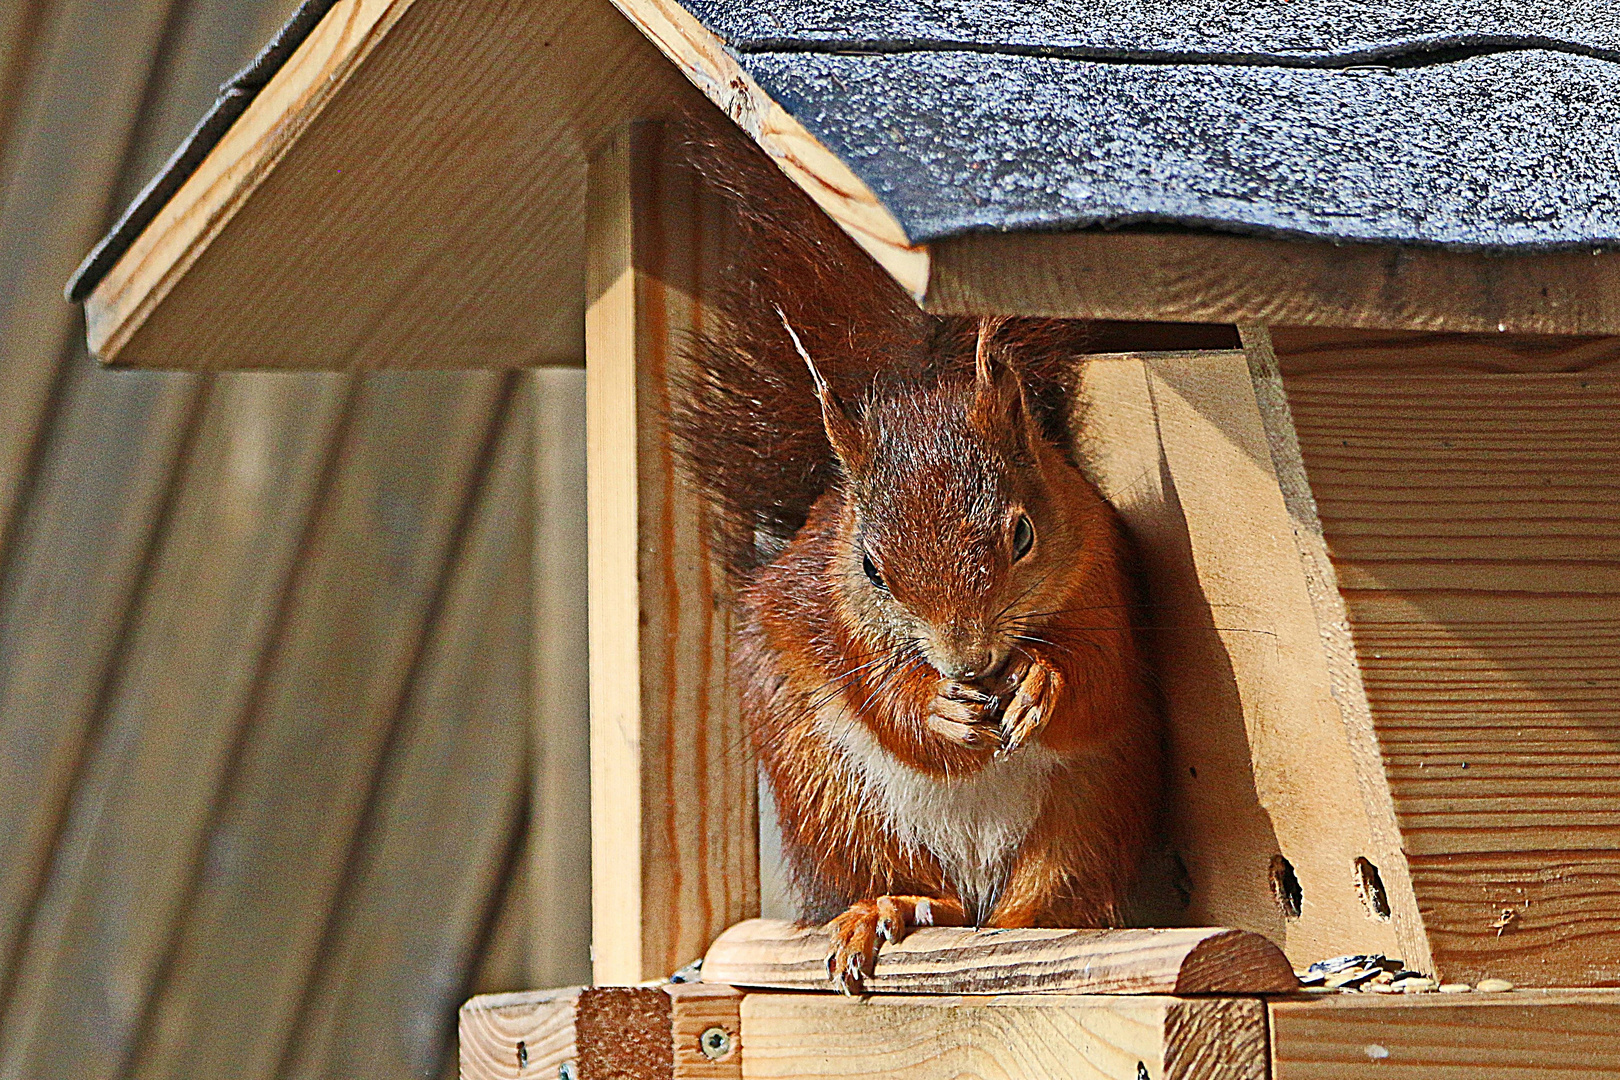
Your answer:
68,0 -> 1620,1074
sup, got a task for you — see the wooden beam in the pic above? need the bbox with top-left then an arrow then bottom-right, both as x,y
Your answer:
700,919 -> 1298,995
928,231 -> 1620,335
459,983 -> 743,1080
85,0 -> 702,370
740,993 -> 1267,1080
1270,991 -> 1620,1079
585,122 -> 757,985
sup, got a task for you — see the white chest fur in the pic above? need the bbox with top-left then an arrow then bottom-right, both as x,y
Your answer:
817,704 -> 1061,921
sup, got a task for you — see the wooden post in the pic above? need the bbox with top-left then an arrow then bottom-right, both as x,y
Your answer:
585,122 -> 758,985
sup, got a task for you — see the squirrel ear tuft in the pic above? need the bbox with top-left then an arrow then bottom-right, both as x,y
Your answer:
778,305 -> 867,472
970,317 -> 1034,453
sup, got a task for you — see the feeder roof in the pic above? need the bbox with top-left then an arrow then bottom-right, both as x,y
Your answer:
67,0 -> 1620,369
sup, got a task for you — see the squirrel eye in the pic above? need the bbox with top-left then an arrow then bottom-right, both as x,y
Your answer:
1012,514 -> 1035,561
862,551 -> 887,590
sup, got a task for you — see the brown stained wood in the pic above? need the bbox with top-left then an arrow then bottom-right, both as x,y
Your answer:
700,919 -> 1297,995
1270,328 -> 1620,376
0,374 -> 349,1080
1282,366 -> 1620,984
1270,991 -> 1620,1079
530,368 -> 592,989
1076,351 -> 1416,971
128,374 -> 508,1080
739,993 -> 1268,1080
284,390 -> 531,1080
927,230 -> 1620,335
87,0 -> 702,370
460,987 -> 582,1080
577,987 -> 676,1080
586,123 -> 756,985
667,983 -> 743,1080
0,0 -> 177,548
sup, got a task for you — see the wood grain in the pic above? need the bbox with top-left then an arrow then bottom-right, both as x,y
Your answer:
928,230 -> 1620,335
739,993 -> 1267,1080
667,983 -> 743,1080
126,375 -> 508,1080
1270,328 -> 1620,376
460,987 -> 583,1080
586,123 -> 756,984
87,0 -> 702,369
1283,367 -> 1620,984
1270,991 -> 1620,1080
700,919 -> 1297,995
282,389 -> 532,1080
1076,351 -> 1415,971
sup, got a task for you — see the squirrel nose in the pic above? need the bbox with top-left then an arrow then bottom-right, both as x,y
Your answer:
939,647 -> 995,681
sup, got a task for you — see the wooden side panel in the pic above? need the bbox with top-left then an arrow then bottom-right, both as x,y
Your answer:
738,993 -> 1267,1080
460,988 -> 582,1080
284,392 -> 532,1080
1075,351 -> 1413,970
126,374 -> 508,1080
1271,993 -> 1620,1080
586,122 -> 756,984
1281,363 -> 1620,985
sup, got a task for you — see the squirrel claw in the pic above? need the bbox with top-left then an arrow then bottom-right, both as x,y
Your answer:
826,896 -> 967,995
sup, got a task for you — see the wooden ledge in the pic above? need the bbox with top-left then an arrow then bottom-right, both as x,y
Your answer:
699,918 -> 1299,995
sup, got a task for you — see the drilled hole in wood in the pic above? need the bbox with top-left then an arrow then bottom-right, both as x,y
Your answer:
1354,857 -> 1391,920
516,1041 -> 527,1070
1269,854 -> 1302,919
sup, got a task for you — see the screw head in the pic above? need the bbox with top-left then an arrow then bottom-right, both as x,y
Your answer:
699,1026 -> 733,1060
558,1061 -> 577,1080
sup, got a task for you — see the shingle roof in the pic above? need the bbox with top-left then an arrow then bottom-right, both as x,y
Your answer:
689,1 -> 1620,250
68,0 -> 1620,301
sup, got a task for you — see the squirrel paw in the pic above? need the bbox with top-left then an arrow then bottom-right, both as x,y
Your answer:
999,659 -> 1063,758
825,896 -> 967,995
926,681 -> 1000,747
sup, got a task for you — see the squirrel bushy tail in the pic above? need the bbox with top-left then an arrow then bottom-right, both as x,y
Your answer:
670,119 -> 1097,586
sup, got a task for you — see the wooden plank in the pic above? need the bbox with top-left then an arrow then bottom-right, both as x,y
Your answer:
0,0 -> 177,549
86,0 -> 703,370
0,0 -> 327,1060
282,389 -> 532,1080
530,367 -> 593,988
0,373 -> 349,1080
585,122 -> 756,984
927,230 -> 1620,336
1281,363 -> 1620,985
700,919 -> 1297,995
0,356 -> 199,1015
1270,991 -> 1620,1080
1270,327 -> 1620,376
461,987 -> 583,1080
740,992 -> 1268,1080
668,983 -> 743,1080
1074,350 -> 1418,973
126,374 -> 507,1080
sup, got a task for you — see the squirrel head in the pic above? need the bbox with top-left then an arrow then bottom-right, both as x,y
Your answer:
791,316 -> 1104,683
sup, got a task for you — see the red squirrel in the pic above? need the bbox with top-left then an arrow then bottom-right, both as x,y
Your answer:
673,124 -> 1161,993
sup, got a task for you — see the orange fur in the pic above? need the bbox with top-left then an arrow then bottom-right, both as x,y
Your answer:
672,119 -> 1162,992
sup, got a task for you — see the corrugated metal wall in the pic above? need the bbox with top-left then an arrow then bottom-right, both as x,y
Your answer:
0,0 -> 587,1076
